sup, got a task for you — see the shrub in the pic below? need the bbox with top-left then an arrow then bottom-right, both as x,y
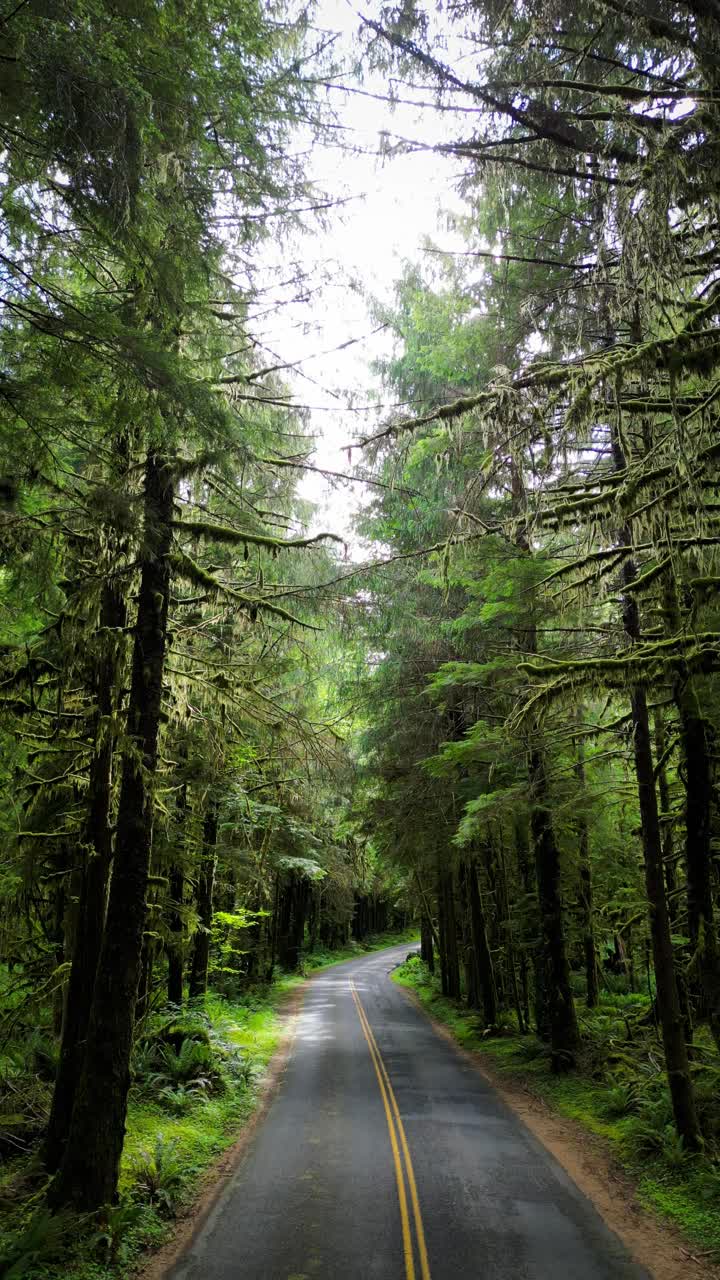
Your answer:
155,1038 -> 214,1087
91,1201 -> 146,1265
130,1135 -> 191,1217
0,1209 -> 73,1278
603,1083 -> 638,1118
158,1083 -> 208,1115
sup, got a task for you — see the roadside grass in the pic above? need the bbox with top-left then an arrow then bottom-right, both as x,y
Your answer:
392,955 -> 720,1262
0,930 -> 417,1280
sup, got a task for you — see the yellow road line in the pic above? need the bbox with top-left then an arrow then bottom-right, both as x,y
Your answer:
350,981 -> 432,1280
349,982 -> 415,1280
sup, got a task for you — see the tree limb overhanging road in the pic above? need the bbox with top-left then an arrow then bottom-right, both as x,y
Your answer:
170,944 -> 649,1280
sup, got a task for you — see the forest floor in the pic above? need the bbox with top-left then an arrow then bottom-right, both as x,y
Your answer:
0,929 -> 418,1280
392,956 -> 720,1280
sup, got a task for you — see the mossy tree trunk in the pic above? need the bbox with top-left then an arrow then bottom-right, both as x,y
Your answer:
509,460 -> 577,1063
514,815 -> 540,1036
188,805 -> 218,1000
529,749 -> 581,1071
167,863 -> 185,1007
44,579 -> 127,1173
437,861 -> 461,999
443,866 -> 461,999
468,855 -> 498,1026
653,710 -> 679,928
458,861 -> 480,1008
628,677 -> 701,1147
49,452 -> 175,1211
678,687 -> 720,1050
611,425 -> 701,1145
166,760 -> 188,1007
574,738 -> 599,1009
420,912 -> 435,972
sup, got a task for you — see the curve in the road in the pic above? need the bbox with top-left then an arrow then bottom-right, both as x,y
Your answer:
170,943 -> 651,1280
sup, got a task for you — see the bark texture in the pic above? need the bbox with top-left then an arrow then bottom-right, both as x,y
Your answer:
50,453 -> 174,1210
188,806 -> 218,1000
44,580 -> 126,1172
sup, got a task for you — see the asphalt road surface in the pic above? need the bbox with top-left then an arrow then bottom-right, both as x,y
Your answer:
171,944 -> 650,1280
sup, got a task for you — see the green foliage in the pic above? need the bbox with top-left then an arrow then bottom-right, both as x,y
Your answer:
155,1040 -> 214,1089
130,1135 -> 191,1217
603,1083 -> 638,1119
157,1083 -> 209,1115
90,1201 -> 146,1266
0,1210 -> 75,1279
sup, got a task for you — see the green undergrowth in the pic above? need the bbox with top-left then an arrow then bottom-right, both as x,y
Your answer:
0,931 -> 416,1279
393,955 -> 720,1262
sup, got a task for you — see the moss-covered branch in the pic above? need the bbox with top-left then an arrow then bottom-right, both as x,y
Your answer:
172,519 -> 342,551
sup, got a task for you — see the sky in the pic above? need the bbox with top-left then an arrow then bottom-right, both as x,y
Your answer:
248,0 -> 471,549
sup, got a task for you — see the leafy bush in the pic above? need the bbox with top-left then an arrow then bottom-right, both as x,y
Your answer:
661,1127 -> 690,1171
91,1200 -> 146,1265
158,1083 -> 208,1115
603,1083 -> 638,1117
515,1036 -> 548,1063
625,1093 -> 676,1158
602,972 -> 631,996
693,1068 -> 720,1141
130,1135 -> 192,1217
154,1038 -> 214,1087
0,1209 -> 73,1278
694,1162 -> 720,1204
569,971 -> 587,997
227,1053 -> 259,1089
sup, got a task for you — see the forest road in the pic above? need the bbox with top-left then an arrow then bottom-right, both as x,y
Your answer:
169,943 -> 650,1280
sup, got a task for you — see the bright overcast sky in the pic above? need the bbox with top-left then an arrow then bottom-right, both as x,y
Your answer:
248,0 -> 471,547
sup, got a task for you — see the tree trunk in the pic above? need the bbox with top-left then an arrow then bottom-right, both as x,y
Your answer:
188,806 -> 218,1000
509,459 -> 576,1060
437,868 -> 447,995
530,749 -> 581,1071
49,452 -> 174,1210
514,816 -> 541,1035
441,865 -> 461,999
458,862 -> 479,1008
654,710 -> 679,927
420,912 -> 434,972
574,738 -> 599,1008
654,709 -> 693,1045
497,829 -> 526,1033
468,856 -> 497,1026
677,687 -> 720,1050
276,873 -> 310,971
166,765 -> 188,1006
630,683 -> 701,1147
480,840 -> 505,1006
44,579 -> 126,1173
610,419 -> 701,1144
167,864 -> 184,1007
414,870 -> 439,967
267,872 -> 281,982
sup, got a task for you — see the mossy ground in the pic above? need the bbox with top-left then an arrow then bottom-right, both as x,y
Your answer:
0,930 -> 417,1279
393,956 -> 720,1262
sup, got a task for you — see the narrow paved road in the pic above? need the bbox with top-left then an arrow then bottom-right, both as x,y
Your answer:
171,944 -> 649,1280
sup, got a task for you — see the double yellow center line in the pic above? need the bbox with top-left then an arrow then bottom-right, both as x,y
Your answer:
349,980 -> 431,1280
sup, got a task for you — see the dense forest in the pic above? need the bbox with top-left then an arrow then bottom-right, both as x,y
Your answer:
2,0 -> 720,1273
